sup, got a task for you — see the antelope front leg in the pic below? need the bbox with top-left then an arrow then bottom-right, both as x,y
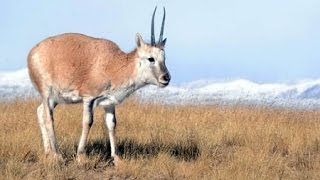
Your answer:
77,99 -> 94,161
104,105 -> 120,163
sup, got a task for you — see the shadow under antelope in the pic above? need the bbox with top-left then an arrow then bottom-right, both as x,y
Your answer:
27,7 -> 170,165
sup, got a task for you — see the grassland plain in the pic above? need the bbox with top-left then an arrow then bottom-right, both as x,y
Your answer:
1,99 -> 320,179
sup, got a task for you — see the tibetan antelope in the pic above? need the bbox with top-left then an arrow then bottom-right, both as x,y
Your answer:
27,7 -> 170,164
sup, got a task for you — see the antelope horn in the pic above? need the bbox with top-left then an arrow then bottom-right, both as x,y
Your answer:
151,6 -> 157,46
158,7 -> 166,44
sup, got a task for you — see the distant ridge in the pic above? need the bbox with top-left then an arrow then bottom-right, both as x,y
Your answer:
1,68 -> 320,109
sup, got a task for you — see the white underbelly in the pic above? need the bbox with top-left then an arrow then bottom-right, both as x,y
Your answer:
50,88 -> 132,106
51,90 -> 83,104
96,91 -> 130,106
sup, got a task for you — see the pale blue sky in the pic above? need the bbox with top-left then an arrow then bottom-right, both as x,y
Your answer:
1,0 -> 320,83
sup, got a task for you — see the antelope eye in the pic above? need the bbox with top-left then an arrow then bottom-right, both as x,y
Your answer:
148,57 -> 155,63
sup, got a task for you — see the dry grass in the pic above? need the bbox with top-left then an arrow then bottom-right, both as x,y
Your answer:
1,99 -> 320,179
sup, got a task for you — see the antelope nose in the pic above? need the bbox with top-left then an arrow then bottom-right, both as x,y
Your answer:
161,73 -> 171,83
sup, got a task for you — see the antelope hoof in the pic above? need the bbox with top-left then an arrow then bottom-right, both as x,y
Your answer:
77,153 -> 88,163
111,155 -> 122,166
46,152 -> 64,163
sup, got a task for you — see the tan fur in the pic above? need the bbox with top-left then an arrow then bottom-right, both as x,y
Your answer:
27,9 -> 170,163
28,33 -> 137,97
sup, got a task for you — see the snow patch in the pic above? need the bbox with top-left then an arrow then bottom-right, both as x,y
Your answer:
1,68 -> 320,109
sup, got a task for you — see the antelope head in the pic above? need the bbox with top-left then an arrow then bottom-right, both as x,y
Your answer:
135,7 -> 171,88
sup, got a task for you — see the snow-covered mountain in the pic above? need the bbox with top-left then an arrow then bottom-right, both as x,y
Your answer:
133,79 -> 320,109
1,68 -> 320,109
0,69 -> 36,99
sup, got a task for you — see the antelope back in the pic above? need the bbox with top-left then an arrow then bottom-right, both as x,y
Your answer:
28,33 -> 137,96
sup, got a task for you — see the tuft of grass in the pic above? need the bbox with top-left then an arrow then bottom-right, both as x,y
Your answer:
1,99 -> 320,179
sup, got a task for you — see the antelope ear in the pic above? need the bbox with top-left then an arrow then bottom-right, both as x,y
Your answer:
159,38 -> 167,47
136,33 -> 146,48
